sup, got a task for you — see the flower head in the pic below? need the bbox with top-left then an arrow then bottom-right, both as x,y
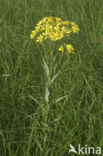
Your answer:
36,34 -> 44,43
71,22 -> 79,33
30,16 -> 79,54
58,45 -> 64,53
30,16 -> 79,41
66,44 -> 75,54
72,25 -> 79,33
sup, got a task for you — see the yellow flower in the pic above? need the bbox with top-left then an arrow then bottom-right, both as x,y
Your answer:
30,30 -> 37,39
48,16 -> 55,23
50,33 -> 64,41
58,45 -> 64,52
55,17 -> 62,22
61,26 -> 68,33
36,35 -> 44,43
30,33 -> 34,39
71,22 -> 76,26
50,34 -> 57,41
67,29 -> 72,34
72,25 -> 79,33
65,44 -> 75,54
62,21 -> 70,26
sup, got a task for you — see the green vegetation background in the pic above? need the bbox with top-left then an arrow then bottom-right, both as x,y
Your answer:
0,0 -> 103,155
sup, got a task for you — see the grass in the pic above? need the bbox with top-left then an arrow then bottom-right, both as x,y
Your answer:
0,0 -> 103,155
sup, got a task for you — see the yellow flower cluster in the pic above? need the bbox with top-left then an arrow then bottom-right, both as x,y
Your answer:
30,16 -> 79,53
30,16 -> 79,41
58,44 -> 75,54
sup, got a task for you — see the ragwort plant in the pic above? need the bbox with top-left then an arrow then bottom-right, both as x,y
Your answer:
30,16 -> 79,150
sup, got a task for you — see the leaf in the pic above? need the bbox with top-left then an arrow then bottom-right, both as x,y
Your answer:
42,58 -> 49,79
45,87 -> 49,104
0,74 -> 10,77
29,95 -> 45,113
51,70 -> 60,84
56,95 -> 68,103
34,138 -> 43,151
50,117 -> 61,124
